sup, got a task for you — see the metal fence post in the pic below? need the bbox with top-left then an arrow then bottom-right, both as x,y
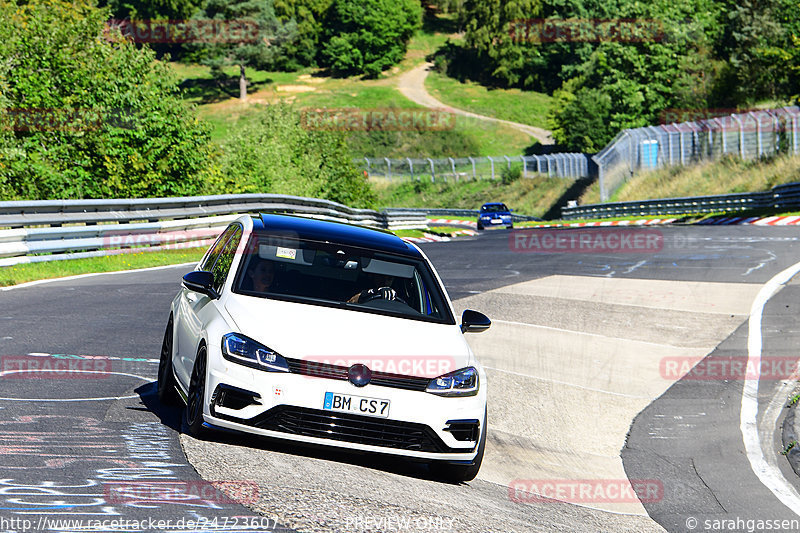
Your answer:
520,156 -> 527,177
794,115 -> 798,155
547,155 -> 553,177
384,157 -> 391,180
407,157 -> 415,181
468,157 -> 476,179
503,155 -> 511,171
680,130 -> 685,165
364,157 -> 370,177
449,157 -> 457,181
750,112 -> 763,157
732,115 -> 744,158
488,157 -> 495,180
427,158 -> 435,182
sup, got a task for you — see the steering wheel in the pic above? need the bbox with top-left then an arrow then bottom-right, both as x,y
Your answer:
360,286 -> 406,305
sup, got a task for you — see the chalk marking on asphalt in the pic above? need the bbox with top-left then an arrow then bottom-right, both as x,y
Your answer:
484,366 -> 650,399
492,319 -> 688,350
0,369 -> 152,402
741,260 -> 800,515
0,262 -> 197,291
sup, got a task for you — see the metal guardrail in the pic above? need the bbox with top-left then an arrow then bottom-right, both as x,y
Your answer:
0,194 -> 428,266
561,182 -> 800,220
384,207 -> 542,222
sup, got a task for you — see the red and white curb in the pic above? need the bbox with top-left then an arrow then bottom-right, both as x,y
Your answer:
537,218 -> 678,228
404,229 -> 477,243
427,218 -> 478,229
698,215 -> 800,225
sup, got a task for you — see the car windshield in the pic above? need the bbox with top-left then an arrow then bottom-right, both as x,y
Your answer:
481,204 -> 509,212
233,232 -> 454,324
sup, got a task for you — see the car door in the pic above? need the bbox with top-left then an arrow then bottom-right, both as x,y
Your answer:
174,224 -> 242,387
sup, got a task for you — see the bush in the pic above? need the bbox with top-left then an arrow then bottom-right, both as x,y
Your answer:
0,0 -> 218,200
501,164 -> 523,185
215,103 -> 376,208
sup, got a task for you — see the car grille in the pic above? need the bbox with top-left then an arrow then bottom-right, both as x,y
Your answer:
285,359 -> 431,392
240,405 -> 458,453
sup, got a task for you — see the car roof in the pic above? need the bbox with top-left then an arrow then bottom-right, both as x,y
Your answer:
254,213 -> 422,258
482,202 -> 508,208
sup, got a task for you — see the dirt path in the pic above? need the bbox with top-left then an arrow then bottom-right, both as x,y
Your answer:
397,62 -> 554,145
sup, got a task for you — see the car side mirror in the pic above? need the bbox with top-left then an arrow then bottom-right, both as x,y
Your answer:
182,271 -> 219,299
461,309 -> 491,333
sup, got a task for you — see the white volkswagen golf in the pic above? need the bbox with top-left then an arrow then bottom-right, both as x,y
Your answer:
158,213 -> 491,482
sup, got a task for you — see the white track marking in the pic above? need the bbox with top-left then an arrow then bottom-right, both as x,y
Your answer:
0,369 -> 152,402
741,260 -> 800,515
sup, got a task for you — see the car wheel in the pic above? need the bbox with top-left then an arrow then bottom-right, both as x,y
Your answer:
507,223 -> 514,229
157,318 -> 181,405
477,223 -> 484,231
430,407 -> 487,483
185,345 -> 209,438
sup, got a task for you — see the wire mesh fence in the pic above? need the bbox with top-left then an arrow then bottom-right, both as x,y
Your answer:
360,153 -> 592,182
593,107 -> 800,201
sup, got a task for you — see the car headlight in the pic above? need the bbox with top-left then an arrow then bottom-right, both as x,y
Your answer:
221,333 -> 289,372
426,367 -> 479,396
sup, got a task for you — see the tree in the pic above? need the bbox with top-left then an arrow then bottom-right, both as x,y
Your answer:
189,0 -> 298,99
0,0 -> 218,200
319,0 -> 421,77
273,0 -> 333,68
215,104 -> 376,208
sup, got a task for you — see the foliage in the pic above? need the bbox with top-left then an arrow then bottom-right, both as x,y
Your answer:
273,0 -> 333,68
185,0 -> 298,96
215,103 -> 376,208
0,0 -> 218,200
319,0 -> 422,77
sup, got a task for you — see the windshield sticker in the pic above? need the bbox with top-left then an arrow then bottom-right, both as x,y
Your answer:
276,247 -> 297,260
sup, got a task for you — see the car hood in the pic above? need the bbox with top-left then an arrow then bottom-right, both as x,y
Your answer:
224,295 -> 472,378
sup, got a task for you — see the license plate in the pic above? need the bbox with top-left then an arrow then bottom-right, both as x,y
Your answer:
491,219 -> 502,224
323,392 -> 390,418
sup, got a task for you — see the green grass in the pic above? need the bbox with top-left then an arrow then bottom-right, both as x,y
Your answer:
581,153 -> 800,205
374,176 -> 575,218
0,248 -> 206,287
425,70 -> 553,130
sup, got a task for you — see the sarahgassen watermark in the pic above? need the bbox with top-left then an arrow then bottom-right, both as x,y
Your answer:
510,228 -> 664,253
509,18 -> 664,43
508,479 -> 663,504
300,108 -> 457,132
106,19 -> 259,44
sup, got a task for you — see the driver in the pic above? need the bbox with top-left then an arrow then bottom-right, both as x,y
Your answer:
246,260 -> 275,293
348,273 -> 399,303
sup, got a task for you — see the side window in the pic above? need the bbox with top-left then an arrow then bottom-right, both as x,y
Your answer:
200,225 -> 238,272
210,225 -> 243,295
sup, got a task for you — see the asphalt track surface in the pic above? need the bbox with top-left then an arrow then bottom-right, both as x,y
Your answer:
1,225 -> 800,532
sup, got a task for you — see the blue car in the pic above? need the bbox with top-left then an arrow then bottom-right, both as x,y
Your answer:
477,202 -> 513,230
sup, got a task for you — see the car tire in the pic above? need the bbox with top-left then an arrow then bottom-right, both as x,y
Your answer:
477,223 -> 484,231
507,223 -> 514,229
184,345 -> 209,439
430,407 -> 487,483
157,318 -> 181,406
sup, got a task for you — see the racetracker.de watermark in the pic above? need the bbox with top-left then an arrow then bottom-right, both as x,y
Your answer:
508,479 -> 663,504
301,356 -> 456,378
300,108 -> 457,132
509,18 -> 664,43
106,19 -> 259,43
1,355 -> 111,379
510,228 -> 663,253
1,108 -> 134,132
660,356 -> 800,381
104,480 -> 259,505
